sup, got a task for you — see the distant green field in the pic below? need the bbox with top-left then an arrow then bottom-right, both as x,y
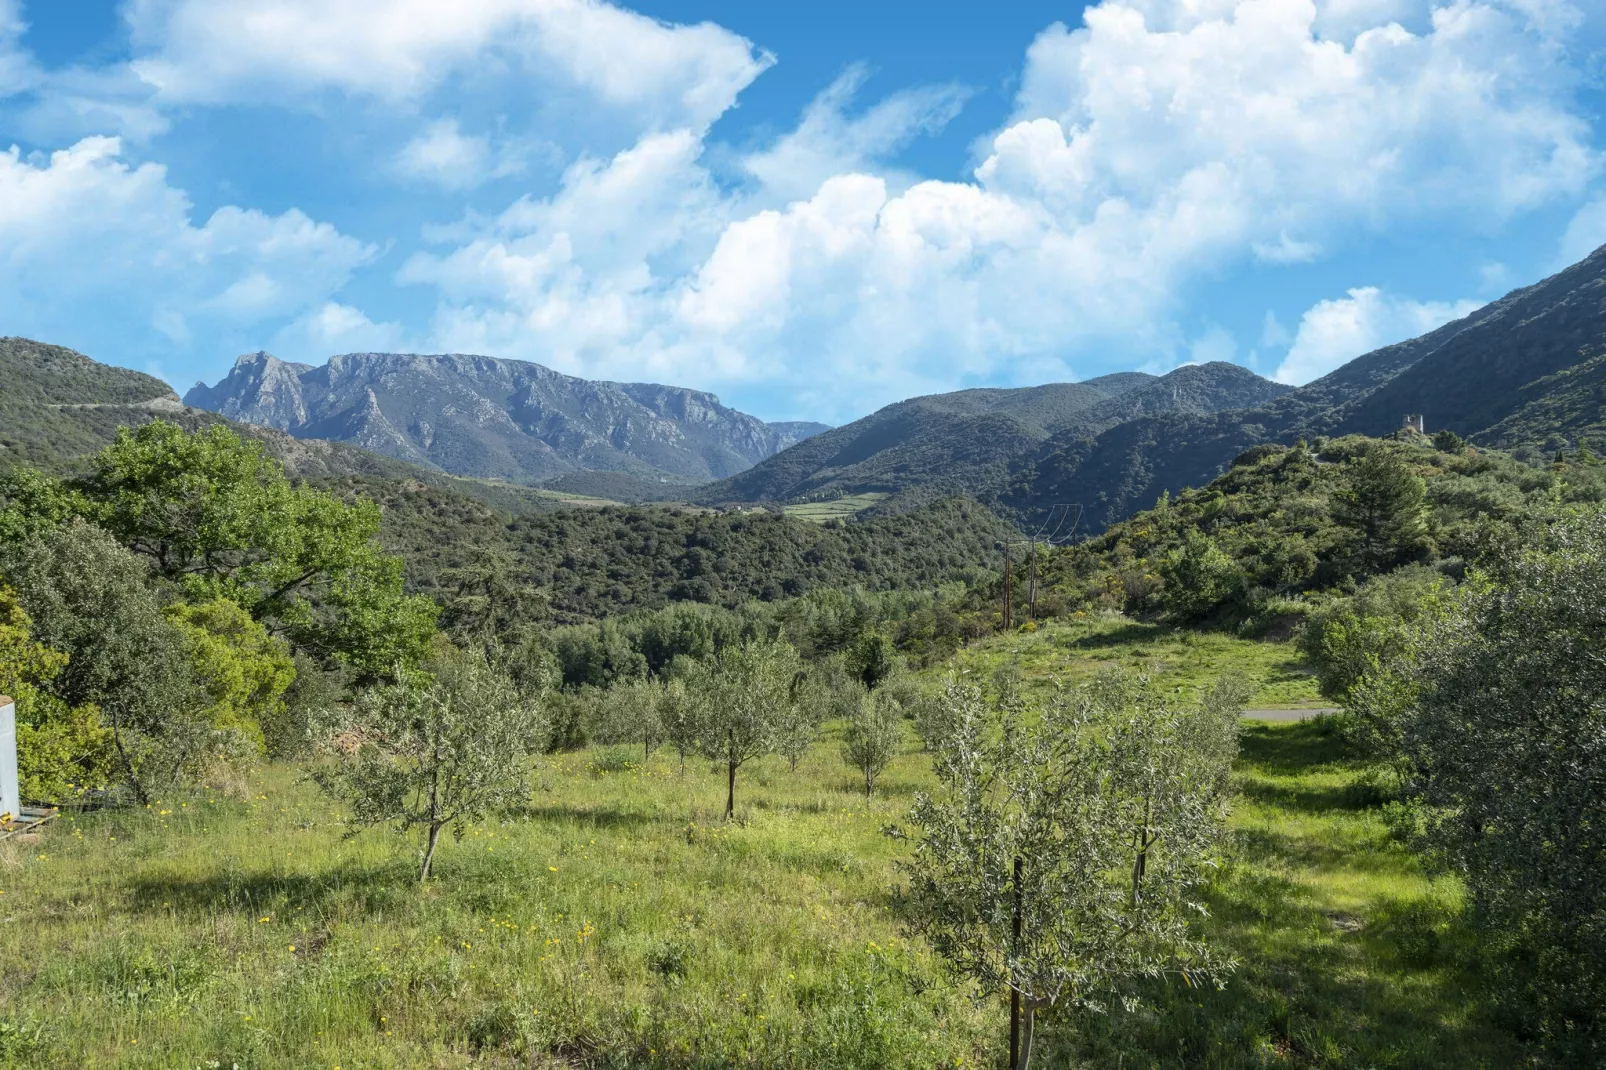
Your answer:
529,488 -> 620,508
782,493 -> 889,522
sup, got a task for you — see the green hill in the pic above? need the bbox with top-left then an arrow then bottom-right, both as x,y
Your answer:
698,363 -> 1288,508
1040,434 -> 1606,619
1018,244 -> 1606,529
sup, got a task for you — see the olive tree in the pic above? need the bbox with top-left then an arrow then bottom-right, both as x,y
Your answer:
1350,506 -> 1606,1055
660,660 -> 701,773
686,639 -> 802,819
594,676 -> 665,762
892,671 -> 1245,1069
316,644 -> 550,881
842,686 -> 903,799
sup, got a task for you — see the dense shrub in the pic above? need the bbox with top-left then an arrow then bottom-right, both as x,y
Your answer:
1351,506 -> 1606,1056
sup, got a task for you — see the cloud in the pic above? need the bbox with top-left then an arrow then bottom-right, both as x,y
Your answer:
741,66 -> 970,203
272,302 -> 408,357
998,0 -> 1594,231
0,0 -> 34,96
384,0 -> 1600,420
393,119 -> 526,190
124,0 -> 771,131
0,137 -> 373,370
398,129 -> 734,380
1557,194 -> 1606,267
1273,286 -> 1482,384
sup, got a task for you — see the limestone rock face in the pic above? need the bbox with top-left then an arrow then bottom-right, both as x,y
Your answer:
185,351 -> 827,484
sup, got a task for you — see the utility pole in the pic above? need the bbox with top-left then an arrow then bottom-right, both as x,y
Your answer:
1027,538 -> 1038,623
1002,543 -> 1013,631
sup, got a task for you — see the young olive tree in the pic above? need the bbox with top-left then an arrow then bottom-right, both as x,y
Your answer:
1350,506 -> 1606,1056
316,644 -> 549,881
775,665 -> 841,770
842,686 -> 903,800
594,676 -> 665,762
660,659 -> 701,773
892,671 -> 1244,1070
687,639 -> 802,819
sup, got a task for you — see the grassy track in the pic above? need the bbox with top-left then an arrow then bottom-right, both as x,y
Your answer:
0,637 -> 1529,1067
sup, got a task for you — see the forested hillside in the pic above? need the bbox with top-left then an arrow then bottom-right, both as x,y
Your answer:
698,362 -> 1285,508
350,479 -> 1013,625
0,336 -> 192,468
1039,431 -> 1606,625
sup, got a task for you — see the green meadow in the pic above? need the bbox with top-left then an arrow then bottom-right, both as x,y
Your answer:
0,629 -> 1523,1068
780,494 -> 890,523
945,615 -> 1326,709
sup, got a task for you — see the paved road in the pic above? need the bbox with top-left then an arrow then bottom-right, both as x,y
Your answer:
1241,707 -> 1341,722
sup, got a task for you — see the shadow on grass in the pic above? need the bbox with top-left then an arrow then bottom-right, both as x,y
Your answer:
1237,718 -> 1355,776
125,857 -> 418,919
1235,776 -> 1378,816
511,803 -> 666,830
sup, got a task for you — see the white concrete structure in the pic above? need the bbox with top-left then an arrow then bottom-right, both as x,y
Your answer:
0,696 -> 17,821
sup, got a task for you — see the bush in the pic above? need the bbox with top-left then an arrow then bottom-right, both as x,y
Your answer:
1351,506 -> 1606,1056
1159,531 -> 1242,622
1300,565 -> 1445,705
2,521 -> 213,803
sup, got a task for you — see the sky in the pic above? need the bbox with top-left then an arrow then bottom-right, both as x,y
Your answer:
2,0 -> 1605,424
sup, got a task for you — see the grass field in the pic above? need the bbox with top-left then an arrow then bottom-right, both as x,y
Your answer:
0,634 -> 1527,1068
948,614 -> 1326,709
781,494 -> 889,523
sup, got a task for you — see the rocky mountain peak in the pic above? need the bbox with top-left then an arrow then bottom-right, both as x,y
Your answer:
183,350 -> 828,485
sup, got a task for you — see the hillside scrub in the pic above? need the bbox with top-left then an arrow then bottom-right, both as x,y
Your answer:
1350,504 -> 1606,1058
1043,435 -> 1606,626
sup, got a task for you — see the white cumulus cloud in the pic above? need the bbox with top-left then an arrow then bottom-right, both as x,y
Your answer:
1273,286 -> 1483,384
0,137 -> 374,368
125,0 -> 772,131
393,119 -> 526,190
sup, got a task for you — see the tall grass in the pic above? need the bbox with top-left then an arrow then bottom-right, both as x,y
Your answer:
0,643 -> 1529,1067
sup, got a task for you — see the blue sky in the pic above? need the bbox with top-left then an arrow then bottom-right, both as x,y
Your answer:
3,0 -> 1605,423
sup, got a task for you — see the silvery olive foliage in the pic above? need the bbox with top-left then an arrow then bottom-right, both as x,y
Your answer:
316,644 -> 550,882
592,675 -> 666,762
892,671 -> 1245,1069
1350,506 -> 1606,1056
683,638 -> 803,819
660,659 -> 702,773
841,686 -> 904,800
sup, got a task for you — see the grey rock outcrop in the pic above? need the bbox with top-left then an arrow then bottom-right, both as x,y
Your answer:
185,351 -> 823,484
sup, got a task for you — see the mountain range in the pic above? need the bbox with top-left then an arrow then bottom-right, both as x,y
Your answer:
694,361 -> 1293,510
10,241 -> 1606,538
1010,242 -> 1606,528
184,351 -> 829,485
